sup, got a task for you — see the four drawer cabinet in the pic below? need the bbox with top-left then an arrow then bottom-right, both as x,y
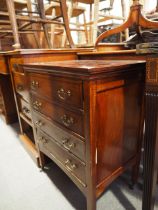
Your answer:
22,60 -> 145,210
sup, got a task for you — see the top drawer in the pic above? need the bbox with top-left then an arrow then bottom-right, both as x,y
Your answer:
13,72 -> 29,101
28,73 -> 83,109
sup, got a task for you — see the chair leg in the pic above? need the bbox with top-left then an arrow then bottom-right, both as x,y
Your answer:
37,0 -> 53,48
83,12 -> 88,44
27,0 -> 41,48
89,4 -> 93,44
93,0 -> 99,45
60,0 -> 74,48
6,0 -> 21,49
50,8 -> 56,48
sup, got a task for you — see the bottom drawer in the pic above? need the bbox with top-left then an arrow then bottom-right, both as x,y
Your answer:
37,130 -> 86,187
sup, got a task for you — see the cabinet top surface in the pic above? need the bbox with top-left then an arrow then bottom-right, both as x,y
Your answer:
22,60 -> 145,75
0,48 -> 93,56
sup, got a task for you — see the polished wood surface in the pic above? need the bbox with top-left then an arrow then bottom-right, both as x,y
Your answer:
142,56 -> 158,210
8,49 -> 88,166
13,71 -> 29,101
0,54 -> 17,124
22,60 -> 145,210
0,55 -> 9,74
31,93 -> 84,136
78,49 -> 147,61
33,111 -> 85,161
29,73 -> 83,109
19,97 -> 31,121
78,50 -> 158,210
37,129 -> 86,183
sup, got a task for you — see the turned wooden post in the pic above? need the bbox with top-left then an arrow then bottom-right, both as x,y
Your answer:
60,0 -> 74,48
92,0 -> 99,45
37,0 -> 53,49
6,0 -> 21,49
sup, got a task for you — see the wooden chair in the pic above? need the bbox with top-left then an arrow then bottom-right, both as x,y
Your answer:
39,0 -> 74,48
69,1 -> 88,46
45,0 -> 87,47
0,0 -> 50,49
0,0 -> 74,49
76,0 -> 125,45
0,0 -> 27,49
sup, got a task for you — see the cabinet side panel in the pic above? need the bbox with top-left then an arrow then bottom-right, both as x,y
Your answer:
96,81 -> 142,185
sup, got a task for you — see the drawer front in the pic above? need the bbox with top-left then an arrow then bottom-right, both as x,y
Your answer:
28,73 -> 83,109
0,57 -> 8,74
33,111 -> 85,161
13,72 -> 29,101
31,94 -> 84,136
37,130 -> 86,186
19,98 -> 32,120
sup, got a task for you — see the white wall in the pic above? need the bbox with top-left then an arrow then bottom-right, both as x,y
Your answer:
144,0 -> 157,12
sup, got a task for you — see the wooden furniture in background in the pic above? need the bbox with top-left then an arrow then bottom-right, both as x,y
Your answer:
45,0 -> 88,47
22,60 -> 145,210
0,53 -> 17,124
75,0 -> 99,44
39,0 -> 74,48
95,0 -> 158,47
76,0 -> 125,45
0,0 -> 74,49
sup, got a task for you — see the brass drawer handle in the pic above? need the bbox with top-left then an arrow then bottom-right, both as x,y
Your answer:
17,84 -> 24,91
62,137 -> 69,144
68,143 -> 75,149
33,101 -> 42,110
70,164 -> 77,170
22,107 -> 30,114
65,159 -> 70,164
62,137 -> 76,150
57,88 -> 71,101
35,120 -> 43,127
31,80 -> 39,88
61,114 -> 74,127
39,136 -> 48,144
65,159 -> 77,171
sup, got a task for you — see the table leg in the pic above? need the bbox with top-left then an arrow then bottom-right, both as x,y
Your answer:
6,0 -> 21,49
142,57 -> 158,210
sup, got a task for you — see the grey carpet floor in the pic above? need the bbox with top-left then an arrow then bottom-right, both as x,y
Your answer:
0,118 -> 157,210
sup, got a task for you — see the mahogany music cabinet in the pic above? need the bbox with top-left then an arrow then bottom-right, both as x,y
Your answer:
22,60 -> 145,210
